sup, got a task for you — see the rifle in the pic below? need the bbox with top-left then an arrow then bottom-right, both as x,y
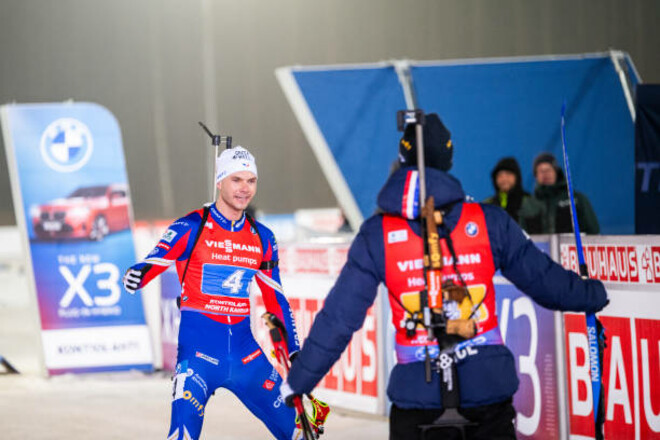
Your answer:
262,312 -> 330,440
396,111 -> 477,360
198,121 -> 232,201
397,109 -> 475,439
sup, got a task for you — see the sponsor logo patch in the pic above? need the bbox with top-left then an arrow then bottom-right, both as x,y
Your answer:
157,242 -> 171,251
388,229 -> 408,244
183,390 -> 205,417
262,380 -> 275,391
268,367 -> 279,382
273,394 -> 285,408
204,239 -> 261,254
465,222 -> 479,237
414,345 -> 439,361
242,349 -> 262,364
195,351 -> 219,365
162,229 -> 177,242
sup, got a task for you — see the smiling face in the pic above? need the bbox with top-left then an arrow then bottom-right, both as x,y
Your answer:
495,170 -> 517,193
216,171 -> 257,220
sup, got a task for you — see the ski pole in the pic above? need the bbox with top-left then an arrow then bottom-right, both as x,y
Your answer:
560,101 -> 606,440
262,313 -> 318,440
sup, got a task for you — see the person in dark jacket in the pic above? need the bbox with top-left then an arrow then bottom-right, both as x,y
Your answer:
533,152 -> 600,234
281,114 -> 608,439
483,157 -> 545,233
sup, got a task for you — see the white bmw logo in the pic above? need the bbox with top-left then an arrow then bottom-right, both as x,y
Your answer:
40,118 -> 93,172
465,222 -> 479,237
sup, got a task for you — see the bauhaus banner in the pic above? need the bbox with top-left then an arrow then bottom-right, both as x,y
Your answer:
1,102 -> 153,374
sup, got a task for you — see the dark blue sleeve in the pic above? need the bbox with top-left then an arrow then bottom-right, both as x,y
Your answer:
287,216 -> 384,394
483,204 -> 608,313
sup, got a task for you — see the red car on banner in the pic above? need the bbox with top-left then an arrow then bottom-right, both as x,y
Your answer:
31,184 -> 131,241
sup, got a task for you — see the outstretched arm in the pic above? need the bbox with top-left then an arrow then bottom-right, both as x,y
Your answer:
123,212 -> 200,293
484,204 -> 608,312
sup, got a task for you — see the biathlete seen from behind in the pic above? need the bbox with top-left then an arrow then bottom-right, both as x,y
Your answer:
123,146 -> 307,440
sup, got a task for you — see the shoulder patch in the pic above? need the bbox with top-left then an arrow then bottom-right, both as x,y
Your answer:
388,229 -> 408,244
162,229 -> 177,242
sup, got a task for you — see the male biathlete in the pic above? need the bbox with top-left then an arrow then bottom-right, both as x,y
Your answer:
123,146 -> 303,440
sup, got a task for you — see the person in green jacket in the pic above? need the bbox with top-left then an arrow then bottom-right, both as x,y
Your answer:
533,152 -> 600,234
483,157 -> 545,234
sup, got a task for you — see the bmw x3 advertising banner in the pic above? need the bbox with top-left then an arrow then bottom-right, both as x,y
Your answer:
559,235 -> 660,439
1,102 -> 153,375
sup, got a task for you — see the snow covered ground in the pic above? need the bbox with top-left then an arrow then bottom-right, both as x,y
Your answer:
0,268 -> 387,439
0,231 -> 387,439
0,372 -> 388,439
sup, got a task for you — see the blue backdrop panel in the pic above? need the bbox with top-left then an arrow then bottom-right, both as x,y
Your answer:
411,55 -> 638,234
635,84 -> 660,233
293,67 -> 407,217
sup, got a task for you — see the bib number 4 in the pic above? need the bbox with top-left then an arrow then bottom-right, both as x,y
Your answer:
222,269 -> 245,294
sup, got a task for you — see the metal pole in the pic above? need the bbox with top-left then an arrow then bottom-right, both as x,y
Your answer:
393,59 -> 419,110
201,0 -> 220,203
416,123 -> 426,203
609,50 -> 637,122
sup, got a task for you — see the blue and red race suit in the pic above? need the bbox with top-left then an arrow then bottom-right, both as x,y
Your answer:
128,203 -> 301,440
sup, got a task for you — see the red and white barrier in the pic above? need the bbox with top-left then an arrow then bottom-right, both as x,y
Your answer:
148,220 -> 660,432
252,242 -> 385,414
561,235 -> 660,440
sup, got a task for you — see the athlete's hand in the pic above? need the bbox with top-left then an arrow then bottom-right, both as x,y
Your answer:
279,380 -> 298,408
122,268 -> 143,294
289,351 -> 299,363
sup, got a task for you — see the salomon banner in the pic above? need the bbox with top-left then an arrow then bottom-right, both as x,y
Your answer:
560,235 -> 660,439
1,102 -> 153,374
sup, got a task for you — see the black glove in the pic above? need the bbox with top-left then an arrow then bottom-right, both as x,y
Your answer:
289,351 -> 299,363
122,267 -> 144,294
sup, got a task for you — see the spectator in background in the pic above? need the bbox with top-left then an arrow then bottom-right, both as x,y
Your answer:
533,152 -> 600,234
483,157 -> 545,234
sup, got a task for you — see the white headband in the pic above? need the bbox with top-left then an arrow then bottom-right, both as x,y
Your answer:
215,146 -> 258,183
